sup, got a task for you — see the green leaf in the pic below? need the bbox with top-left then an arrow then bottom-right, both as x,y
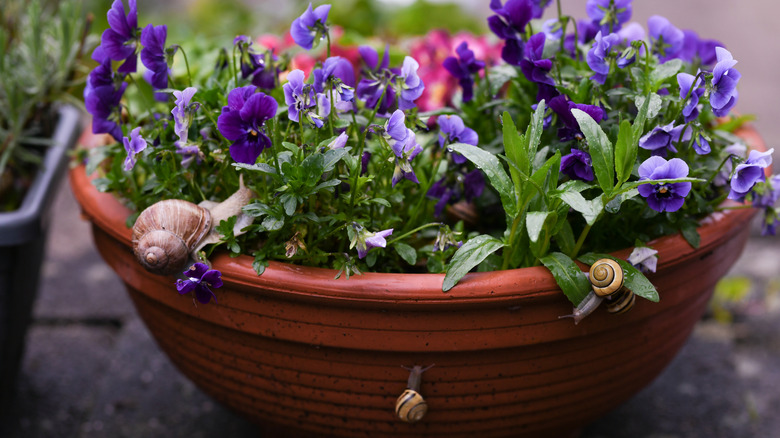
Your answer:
487,64 -> 517,96
393,242 -> 418,266
604,188 -> 639,214
443,235 -> 505,292
527,100 -> 546,160
526,211 -> 550,243
502,111 -> 528,202
261,215 -> 284,231
614,119 -> 635,184
650,58 -> 682,84
617,177 -> 705,193
232,162 -> 278,175
281,141 -> 300,154
555,220 -> 576,257
448,142 -> 517,217
558,191 -> 603,226
571,108 -> 614,193
540,252 -> 591,306
632,92 -> 658,147
634,93 -> 662,120
323,148 -> 348,172
252,253 -> 268,275
280,193 -> 298,216
680,221 -> 700,248
578,253 -> 659,302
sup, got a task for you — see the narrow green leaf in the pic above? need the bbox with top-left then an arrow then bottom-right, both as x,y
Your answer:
233,162 -> 278,174
393,242 -> 418,266
680,221 -> 701,248
578,253 -> 659,302
502,111 -> 528,203
540,252 -> 591,306
632,92 -> 658,146
571,108 -> 614,193
443,235 -> 505,292
526,211 -> 551,243
448,143 -> 517,217
527,100 -> 546,159
614,119 -> 634,184
559,191 -> 603,226
618,177 -> 705,193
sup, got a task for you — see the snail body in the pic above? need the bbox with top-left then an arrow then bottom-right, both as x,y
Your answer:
560,258 -> 635,324
395,364 -> 433,423
132,176 -> 254,275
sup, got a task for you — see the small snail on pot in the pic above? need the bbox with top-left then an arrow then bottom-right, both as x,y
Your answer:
132,176 -> 254,275
560,258 -> 635,324
395,364 -> 434,423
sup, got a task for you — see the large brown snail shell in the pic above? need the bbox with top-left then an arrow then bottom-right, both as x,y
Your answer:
132,199 -> 212,275
589,258 -> 625,297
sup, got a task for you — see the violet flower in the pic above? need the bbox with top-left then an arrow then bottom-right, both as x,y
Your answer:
352,224 -> 393,259
175,263 -> 222,304
487,0 -> 533,65
560,148 -> 595,182
313,56 -> 356,111
172,87 -> 199,144
728,148 -> 774,201
638,122 -> 691,157
386,110 -> 422,186
628,246 -> 658,273
326,132 -> 348,150
438,115 -> 479,165
98,0 -> 139,73
710,47 -> 741,117
123,127 -> 147,171
283,69 -> 323,128
586,0 -> 632,33
530,0 -> 553,18
693,134 -> 710,155
752,174 -> 780,209
427,169 -> 485,218
217,85 -> 278,164
356,45 -> 396,115
234,36 -> 277,90
714,143 -> 747,187
290,3 -> 331,50
443,42 -> 485,103
140,24 -> 168,89
520,33 -> 554,86
637,156 -> 692,213
549,95 -> 605,141
647,15 -> 684,62
587,31 -> 621,84
85,59 -> 128,142
677,71 -> 704,122
175,142 -> 203,168
398,57 -> 425,110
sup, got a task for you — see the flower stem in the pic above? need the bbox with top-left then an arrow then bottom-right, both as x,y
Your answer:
569,223 -> 592,259
501,214 -> 524,270
349,85 -> 388,212
178,46 -> 194,88
386,222 -> 441,246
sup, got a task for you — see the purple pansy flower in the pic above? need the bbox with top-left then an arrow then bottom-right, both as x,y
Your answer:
175,263 -> 222,304
586,0 -> 632,33
123,127 -> 147,171
587,31 -> 621,84
217,85 -> 278,164
175,142 -> 203,168
283,69 -> 325,128
99,0 -> 139,73
714,143 -> 747,187
560,148 -> 595,182
549,95 -> 605,141
728,148 -> 774,201
290,3 -> 331,50
698,39 -> 723,66
520,33 -> 554,86
753,174 -> 780,209
313,56 -> 356,112
677,71 -> 704,122
355,45 -> 396,115
438,115 -> 478,165
693,134 -> 710,155
352,224 -> 393,259
398,56 -> 425,110
647,15 -> 684,62
637,156 -> 692,213
443,42 -> 485,102
172,87 -> 199,143
326,132 -> 349,150
85,59 -> 128,142
530,0 -> 553,18
488,0 -> 533,65
385,110 -> 422,186
638,122 -> 691,157
140,24 -> 168,89
234,36 -> 277,90
427,169 -> 485,218
710,47 -> 741,117
628,246 -> 658,273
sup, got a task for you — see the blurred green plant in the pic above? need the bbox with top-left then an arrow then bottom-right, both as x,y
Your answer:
711,276 -> 752,323
0,0 -> 93,209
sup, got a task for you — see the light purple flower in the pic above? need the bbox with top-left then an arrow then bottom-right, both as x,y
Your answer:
175,142 -> 202,168
290,3 -> 331,50
398,56 -> 425,110
638,122 -> 691,157
628,246 -> 658,273
677,71 -> 704,122
140,24 -> 168,89
560,148 -> 595,182
283,69 -> 324,128
648,15 -> 684,62
217,85 -> 278,164
692,134 -> 710,155
586,0 -> 632,33
714,143 -> 747,187
172,87 -> 198,143
520,33 -> 554,86
326,132 -> 348,150
353,225 -> 393,259
438,115 -> 478,165
175,263 -> 222,304
313,56 -> 356,109
123,127 -> 147,171
98,0 -> 139,73
728,148 -> 774,201
385,110 -> 422,186
753,174 -> 780,209
443,42 -> 485,102
710,47 -> 741,117
637,156 -> 692,213
586,31 -> 621,84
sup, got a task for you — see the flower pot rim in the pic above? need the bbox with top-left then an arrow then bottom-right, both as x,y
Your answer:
69,126 -> 762,306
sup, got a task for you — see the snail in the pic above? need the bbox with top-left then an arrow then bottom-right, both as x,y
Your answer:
395,364 -> 434,423
132,176 -> 254,275
559,258 -> 635,324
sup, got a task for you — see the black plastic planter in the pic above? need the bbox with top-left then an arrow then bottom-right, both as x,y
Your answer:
0,105 -> 81,409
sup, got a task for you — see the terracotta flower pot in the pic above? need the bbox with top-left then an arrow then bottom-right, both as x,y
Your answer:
69,128 -> 763,438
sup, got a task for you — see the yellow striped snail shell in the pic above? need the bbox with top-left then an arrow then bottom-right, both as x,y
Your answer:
606,287 -> 635,314
560,258 -> 635,324
395,364 -> 433,423
589,258 -> 625,297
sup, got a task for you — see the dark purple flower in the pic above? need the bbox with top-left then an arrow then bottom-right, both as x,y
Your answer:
290,3 -> 331,50
438,115 -> 478,165
710,47 -> 741,117
172,87 -> 198,143
678,30 -> 699,62
698,39 -> 723,65
520,33 -> 554,86
637,156 -> 692,212
761,209 -> 780,236
85,59 -> 127,142
586,31 -> 621,84
638,122 -> 691,157
549,95 -> 605,141
361,151 -> 371,176
140,24 -> 168,89
283,69 -> 324,128
443,42 -> 485,102
398,57 -> 425,110
728,149 -> 774,201
647,15 -> 684,62
123,127 -> 147,171
99,0 -> 139,73
175,263 -> 222,304
530,0 -> 553,18
677,71 -> 704,122
356,45 -> 396,114
488,0 -> 533,65
560,148 -> 595,181
234,36 -> 278,90
217,85 -> 278,164
586,0 -> 632,33
427,169 -> 485,218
